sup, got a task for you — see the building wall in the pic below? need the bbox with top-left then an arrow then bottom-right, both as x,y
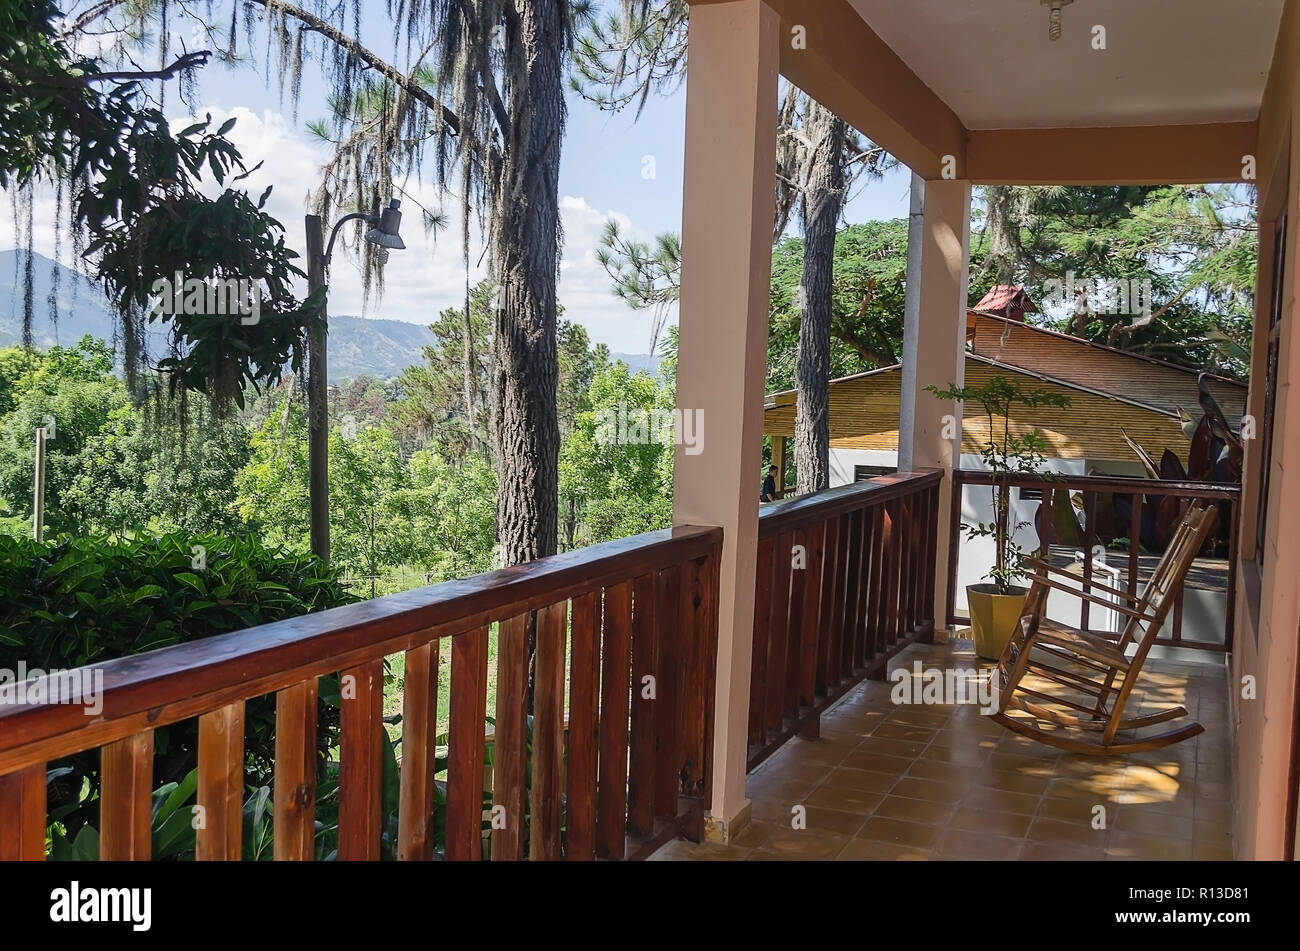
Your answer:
767,358 -> 1192,461
1233,0 -> 1300,861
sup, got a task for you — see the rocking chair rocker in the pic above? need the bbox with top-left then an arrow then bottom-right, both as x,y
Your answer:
993,501 -> 1219,755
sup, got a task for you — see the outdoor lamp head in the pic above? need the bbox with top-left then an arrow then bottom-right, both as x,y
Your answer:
364,199 -> 405,250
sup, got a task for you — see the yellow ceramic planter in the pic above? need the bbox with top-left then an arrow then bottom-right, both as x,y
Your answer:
967,584 -> 1029,660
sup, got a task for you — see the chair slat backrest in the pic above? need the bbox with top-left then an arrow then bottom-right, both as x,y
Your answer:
1121,504 -> 1219,665
1112,503 -> 1200,650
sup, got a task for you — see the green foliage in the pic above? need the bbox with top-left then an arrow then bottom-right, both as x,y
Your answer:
0,341 -> 127,536
0,531 -> 355,836
329,425 -> 407,596
561,361 -> 673,546
972,184 -> 1257,378
768,221 -> 909,390
233,396 -> 312,550
1,0 -> 320,404
390,451 -> 499,580
927,377 -> 1070,593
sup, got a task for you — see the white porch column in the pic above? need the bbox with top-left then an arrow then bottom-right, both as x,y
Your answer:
674,0 -> 779,840
898,178 -> 972,627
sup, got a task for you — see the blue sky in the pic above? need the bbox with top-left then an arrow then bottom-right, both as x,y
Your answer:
3,1 -> 912,354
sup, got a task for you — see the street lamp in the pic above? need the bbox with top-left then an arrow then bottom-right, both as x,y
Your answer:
304,199 -> 405,563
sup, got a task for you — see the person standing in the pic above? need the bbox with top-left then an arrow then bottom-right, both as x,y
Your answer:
761,465 -> 780,503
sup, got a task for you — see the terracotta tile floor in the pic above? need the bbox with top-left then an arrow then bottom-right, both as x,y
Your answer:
652,638 -> 1233,861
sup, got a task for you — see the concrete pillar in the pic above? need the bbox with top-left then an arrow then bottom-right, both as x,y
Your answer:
673,0 -> 779,841
898,178 -> 972,626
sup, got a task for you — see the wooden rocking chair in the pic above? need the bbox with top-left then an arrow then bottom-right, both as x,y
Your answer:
992,501 -> 1219,755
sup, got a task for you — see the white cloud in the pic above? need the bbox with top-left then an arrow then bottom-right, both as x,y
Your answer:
557,195 -> 671,355
0,105 -> 667,356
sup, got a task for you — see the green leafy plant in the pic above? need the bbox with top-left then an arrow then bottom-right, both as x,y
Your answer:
0,532 -> 355,835
927,376 -> 1071,593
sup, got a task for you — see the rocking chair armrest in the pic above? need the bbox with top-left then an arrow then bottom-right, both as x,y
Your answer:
1020,557 -> 1141,604
1021,572 -> 1159,624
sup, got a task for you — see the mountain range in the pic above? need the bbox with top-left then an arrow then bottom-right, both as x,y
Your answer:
0,250 -> 658,381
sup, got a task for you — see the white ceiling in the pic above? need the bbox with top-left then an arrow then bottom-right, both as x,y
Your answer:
848,0 -> 1285,129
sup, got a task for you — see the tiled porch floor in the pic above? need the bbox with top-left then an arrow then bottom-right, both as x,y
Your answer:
652,638 -> 1233,861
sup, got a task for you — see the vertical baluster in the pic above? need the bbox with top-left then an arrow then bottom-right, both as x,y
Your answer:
766,531 -> 794,734
197,702 -> 244,861
447,630 -> 489,860
1081,491 -> 1097,632
784,526 -> 808,719
0,764 -> 46,861
101,731 -> 153,860
749,536 -> 775,749
566,593 -> 600,860
840,512 -> 862,679
855,507 -> 874,668
926,484 -> 940,631
399,639 -> 439,861
339,658 -> 385,861
274,679 -> 317,860
867,505 -> 886,659
1128,491 -> 1141,606
627,574 -> 658,839
823,514 -> 847,691
799,520 -> 826,730
887,500 -> 903,646
901,497 -> 916,634
653,564 -> 682,821
814,517 -> 838,697
597,581 -> 633,859
530,603 -> 567,860
492,613 -> 529,861
677,554 -> 711,840
946,472 -> 965,627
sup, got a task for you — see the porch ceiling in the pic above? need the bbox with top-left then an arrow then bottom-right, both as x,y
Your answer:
848,0 -> 1284,130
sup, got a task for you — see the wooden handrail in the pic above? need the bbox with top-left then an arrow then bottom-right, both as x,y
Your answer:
759,470 -> 943,537
0,524 -> 720,776
953,468 -> 1241,501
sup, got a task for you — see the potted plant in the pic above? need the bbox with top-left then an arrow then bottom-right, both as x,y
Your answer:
927,376 -> 1071,659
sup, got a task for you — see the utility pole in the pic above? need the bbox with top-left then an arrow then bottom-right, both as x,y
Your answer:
33,425 -> 47,542
305,214 -> 330,563
303,199 -> 405,565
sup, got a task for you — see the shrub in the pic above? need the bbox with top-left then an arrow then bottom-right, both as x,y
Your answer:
0,532 -> 356,835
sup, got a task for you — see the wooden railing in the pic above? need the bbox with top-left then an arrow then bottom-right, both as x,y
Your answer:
748,471 -> 944,769
947,470 -> 1240,651
0,526 -> 722,861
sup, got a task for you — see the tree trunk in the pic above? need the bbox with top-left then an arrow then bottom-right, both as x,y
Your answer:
492,0 -> 564,569
462,292 -> 478,456
795,104 -> 847,496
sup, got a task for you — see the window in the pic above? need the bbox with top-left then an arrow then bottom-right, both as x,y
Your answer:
1019,486 -> 1044,501
1256,212 -> 1287,567
854,465 -> 896,482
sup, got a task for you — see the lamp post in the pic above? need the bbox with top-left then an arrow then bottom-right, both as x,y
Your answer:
304,199 -> 405,562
